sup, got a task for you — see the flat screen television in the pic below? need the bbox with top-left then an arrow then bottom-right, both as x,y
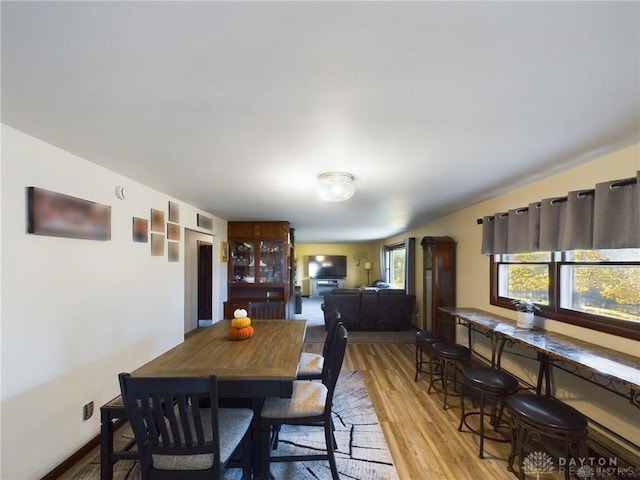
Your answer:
308,255 -> 347,279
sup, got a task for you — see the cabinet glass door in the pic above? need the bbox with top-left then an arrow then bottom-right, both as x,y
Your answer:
230,240 -> 255,283
259,240 -> 285,284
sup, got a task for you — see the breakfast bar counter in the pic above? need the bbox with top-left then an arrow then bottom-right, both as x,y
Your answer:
439,307 -> 640,407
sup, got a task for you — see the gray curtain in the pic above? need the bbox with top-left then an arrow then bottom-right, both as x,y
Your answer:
404,237 -> 416,295
507,207 -> 530,253
559,190 -> 594,250
480,215 -> 495,254
480,171 -> 639,254
539,197 -> 566,252
593,176 -> 640,249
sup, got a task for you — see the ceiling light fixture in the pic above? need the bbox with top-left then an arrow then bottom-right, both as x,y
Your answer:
316,172 -> 356,202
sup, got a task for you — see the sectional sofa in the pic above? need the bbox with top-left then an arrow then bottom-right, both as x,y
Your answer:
321,288 -> 416,331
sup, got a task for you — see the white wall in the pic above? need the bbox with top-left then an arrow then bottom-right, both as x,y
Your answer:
0,124 -> 227,479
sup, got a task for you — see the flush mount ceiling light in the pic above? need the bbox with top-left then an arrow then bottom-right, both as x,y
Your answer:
316,172 -> 356,202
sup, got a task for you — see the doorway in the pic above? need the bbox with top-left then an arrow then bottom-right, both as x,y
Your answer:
184,229 -> 214,333
198,242 -> 212,323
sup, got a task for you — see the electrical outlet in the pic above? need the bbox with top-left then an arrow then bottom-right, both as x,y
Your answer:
83,401 -> 94,421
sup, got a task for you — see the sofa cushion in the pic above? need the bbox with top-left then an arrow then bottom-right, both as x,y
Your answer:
377,293 -> 416,331
359,290 -> 379,330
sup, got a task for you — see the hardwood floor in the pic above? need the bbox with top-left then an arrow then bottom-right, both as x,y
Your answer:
302,341 -> 521,480
60,340 -> 596,479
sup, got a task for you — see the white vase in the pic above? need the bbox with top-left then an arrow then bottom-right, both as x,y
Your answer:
516,311 -> 535,329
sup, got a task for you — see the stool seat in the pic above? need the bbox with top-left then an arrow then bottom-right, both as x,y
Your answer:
432,341 -> 472,360
429,342 -> 472,409
507,394 -> 589,480
507,394 -> 588,432
459,367 -> 519,458
463,366 -> 519,393
414,330 -> 447,382
416,330 -> 447,343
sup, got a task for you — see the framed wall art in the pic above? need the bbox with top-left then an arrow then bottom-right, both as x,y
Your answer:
27,186 -> 111,240
151,233 -> 164,256
167,222 -> 180,241
168,242 -> 179,262
151,208 -> 165,233
132,217 -> 148,242
220,241 -> 228,262
168,201 -> 180,223
197,213 -> 213,230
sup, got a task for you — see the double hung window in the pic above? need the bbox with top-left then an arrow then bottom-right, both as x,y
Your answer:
491,249 -> 640,339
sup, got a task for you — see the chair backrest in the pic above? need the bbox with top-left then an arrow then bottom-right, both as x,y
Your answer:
118,373 -> 221,478
322,324 -> 348,409
248,301 -> 284,319
322,310 -> 342,358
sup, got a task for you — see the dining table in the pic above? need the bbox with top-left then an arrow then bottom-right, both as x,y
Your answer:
101,318 -> 307,480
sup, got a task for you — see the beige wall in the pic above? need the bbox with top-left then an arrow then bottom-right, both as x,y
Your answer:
377,143 -> 640,453
294,243 -> 377,294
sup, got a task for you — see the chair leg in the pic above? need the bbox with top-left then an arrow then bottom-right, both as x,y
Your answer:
261,420 -> 273,480
241,429 -> 251,480
324,417 -> 340,480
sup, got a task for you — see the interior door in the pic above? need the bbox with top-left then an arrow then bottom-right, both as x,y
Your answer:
198,243 -> 213,320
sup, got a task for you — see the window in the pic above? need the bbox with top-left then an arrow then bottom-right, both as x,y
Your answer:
383,243 -> 406,289
491,249 -> 640,340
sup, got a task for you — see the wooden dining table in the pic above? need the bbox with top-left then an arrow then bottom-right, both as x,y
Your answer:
104,318 -> 307,480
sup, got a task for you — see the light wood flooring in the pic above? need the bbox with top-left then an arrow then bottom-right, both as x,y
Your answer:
307,341 -> 522,480
60,341 -> 592,480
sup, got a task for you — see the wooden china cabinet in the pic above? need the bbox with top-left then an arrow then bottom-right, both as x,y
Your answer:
421,236 -> 456,340
224,221 -> 294,319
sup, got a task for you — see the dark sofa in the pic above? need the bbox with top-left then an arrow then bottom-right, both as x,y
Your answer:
321,288 -> 416,331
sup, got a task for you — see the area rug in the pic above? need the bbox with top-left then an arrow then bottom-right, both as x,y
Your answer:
71,371 -> 398,480
304,324 -> 415,344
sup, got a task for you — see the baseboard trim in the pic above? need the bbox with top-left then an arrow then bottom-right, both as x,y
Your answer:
41,418 -> 127,480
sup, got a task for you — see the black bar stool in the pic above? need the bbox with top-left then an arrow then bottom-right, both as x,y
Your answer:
414,330 -> 447,381
429,341 -> 472,409
458,366 -> 519,458
506,393 -> 590,480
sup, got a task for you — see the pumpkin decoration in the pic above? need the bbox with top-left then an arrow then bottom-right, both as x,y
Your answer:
231,316 -> 252,329
229,308 -> 254,340
228,325 -> 254,340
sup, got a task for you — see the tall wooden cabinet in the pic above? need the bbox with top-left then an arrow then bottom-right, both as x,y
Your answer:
224,221 -> 294,319
421,236 -> 456,340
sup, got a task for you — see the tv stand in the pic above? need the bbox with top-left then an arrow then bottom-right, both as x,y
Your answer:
310,278 -> 345,297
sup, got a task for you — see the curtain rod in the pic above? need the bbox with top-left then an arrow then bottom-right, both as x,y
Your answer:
476,174 -> 638,225
475,187 -> 607,225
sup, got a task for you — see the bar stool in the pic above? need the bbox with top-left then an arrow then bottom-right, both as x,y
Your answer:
414,330 -> 447,381
458,366 -> 519,458
429,341 -> 472,410
506,394 -> 590,480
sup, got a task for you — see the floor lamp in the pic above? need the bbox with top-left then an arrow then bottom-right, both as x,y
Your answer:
364,262 -> 372,286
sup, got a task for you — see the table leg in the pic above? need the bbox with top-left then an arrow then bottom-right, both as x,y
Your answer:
250,397 -> 266,479
100,409 -> 113,480
536,354 -> 551,395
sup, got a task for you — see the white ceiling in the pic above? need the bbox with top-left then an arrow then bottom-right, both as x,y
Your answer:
2,1 -> 639,243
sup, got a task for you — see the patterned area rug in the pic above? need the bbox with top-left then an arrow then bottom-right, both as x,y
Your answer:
71,371 -> 398,480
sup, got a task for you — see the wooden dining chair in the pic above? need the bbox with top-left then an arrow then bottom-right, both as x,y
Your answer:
248,301 -> 284,319
260,324 -> 348,480
297,310 -> 342,380
118,373 -> 254,480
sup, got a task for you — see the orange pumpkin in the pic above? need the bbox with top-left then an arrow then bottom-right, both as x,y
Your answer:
231,316 -> 252,328
228,325 -> 254,340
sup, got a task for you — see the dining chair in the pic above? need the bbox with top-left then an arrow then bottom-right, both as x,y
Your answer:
248,301 -> 284,319
297,310 -> 342,381
118,373 -> 254,480
260,324 -> 348,480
